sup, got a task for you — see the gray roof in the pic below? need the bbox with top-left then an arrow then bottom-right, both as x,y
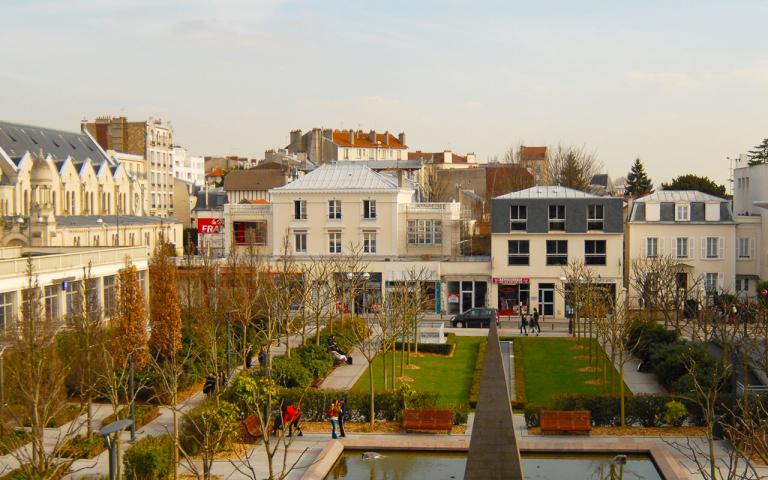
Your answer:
193,190 -> 228,211
0,120 -> 112,168
589,174 -> 609,188
633,190 -> 727,203
56,215 -> 181,228
273,163 -> 410,192
494,185 -> 599,200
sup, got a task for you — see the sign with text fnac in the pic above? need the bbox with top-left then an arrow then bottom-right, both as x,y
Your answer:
198,218 -> 224,234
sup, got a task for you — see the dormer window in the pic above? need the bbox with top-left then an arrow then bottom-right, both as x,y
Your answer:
675,204 -> 690,221
510,205 -> 527,231
548,205 -> 565,231
587,205 -> 604,230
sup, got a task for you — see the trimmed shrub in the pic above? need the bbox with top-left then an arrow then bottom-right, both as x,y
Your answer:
181,400 -> 240,456
627,321 -> 677,365
663,400 -> 688,427
468,340 -> 487,408
318,316 -> 367,354
625,395 -> 667,427
295,343 -> 334,379
394,333 -> 457,355
123,434 -> 174,480
271,356 -> 313,388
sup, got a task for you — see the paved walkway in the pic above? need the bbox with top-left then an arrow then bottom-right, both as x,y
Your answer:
318,348 -> 366,390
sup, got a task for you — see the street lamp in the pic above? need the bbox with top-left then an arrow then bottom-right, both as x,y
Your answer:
100,419 -> 134,480
610,454 -> 626,480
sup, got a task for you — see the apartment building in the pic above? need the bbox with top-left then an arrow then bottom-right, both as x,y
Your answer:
518,146 -> 550,185
491,186 -> 624,318
82,116 -> 174,217
0,245 -> 149,329
285,128 -> 408,165
731,156 -> 768,296
626,191 -> 736,301
224,163 -> 489,314
172,146 -> 205,187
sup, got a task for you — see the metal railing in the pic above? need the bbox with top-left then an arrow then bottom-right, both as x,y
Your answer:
736,381 -> 768,396
0,246 -> 148,276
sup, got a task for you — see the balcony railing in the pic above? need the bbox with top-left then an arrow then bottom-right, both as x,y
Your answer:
0,246 -> 148,277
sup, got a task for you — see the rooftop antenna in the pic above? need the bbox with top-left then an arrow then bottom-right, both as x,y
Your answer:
727,155 -> 734,196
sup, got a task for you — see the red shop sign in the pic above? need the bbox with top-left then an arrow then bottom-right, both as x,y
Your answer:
198,218 -> 224,234
492,277 -> 530,285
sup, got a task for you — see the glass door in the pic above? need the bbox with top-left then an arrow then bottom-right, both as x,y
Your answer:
538,283 -> 555,317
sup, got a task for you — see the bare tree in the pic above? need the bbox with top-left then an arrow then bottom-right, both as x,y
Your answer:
548,144 -> 602,191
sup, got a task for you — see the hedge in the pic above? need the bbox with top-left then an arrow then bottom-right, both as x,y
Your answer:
468,340 -> 487,408
55,433 -> 104,459
317,316 -> 367,354
394,333 -> 457,355
123,434 -> 174,480
102,404 -> 160,430
522,393 -> 734,428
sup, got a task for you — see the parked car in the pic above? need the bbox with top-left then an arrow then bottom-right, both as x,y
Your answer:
450,308 -> 498,328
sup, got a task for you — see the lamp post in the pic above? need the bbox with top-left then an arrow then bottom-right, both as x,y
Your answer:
0,345 -> 5,437
129,354 -> 136,442
100,419 -> 134,480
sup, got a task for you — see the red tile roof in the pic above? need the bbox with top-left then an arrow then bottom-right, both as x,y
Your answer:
332,130 -> 406,149
206,167 -> 226,177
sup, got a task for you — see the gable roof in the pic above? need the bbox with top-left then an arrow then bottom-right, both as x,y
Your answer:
223,169 -> 286,191
273,163 -> 407,192
0,120 -> 112,169
495,185 -> 598,199
331,130 -> 407,149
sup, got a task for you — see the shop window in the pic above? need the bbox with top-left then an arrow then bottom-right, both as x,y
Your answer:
234,221 -> 267,245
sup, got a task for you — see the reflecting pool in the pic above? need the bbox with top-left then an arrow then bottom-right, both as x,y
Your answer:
325,451 -> 663,480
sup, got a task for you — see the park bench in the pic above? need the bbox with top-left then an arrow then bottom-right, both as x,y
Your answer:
539,410 -> 591,435
243,413 -> 263,439
402,409 -> 453,433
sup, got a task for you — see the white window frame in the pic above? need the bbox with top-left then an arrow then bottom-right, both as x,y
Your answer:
363,200 -> 377,220
328,200 -> 341,220
645,237 -> 658,258
705,273 -> 719,293
0,292 -> 14,329
738,238 -> 751,259
363,231 -> 377,254
548,205 -> 566,231
675,203 -> 690,222
675,237 -> 689,259
294,231 -> 307,254
328,231 -> 342,254
294,200 -> 307,220
587,204 -> 604,230
407,219 -> 443,246
705,237 -> 720,259
510,205 -> 527,231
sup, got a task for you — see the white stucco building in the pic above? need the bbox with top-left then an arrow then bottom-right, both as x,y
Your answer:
173,146 -> 205,187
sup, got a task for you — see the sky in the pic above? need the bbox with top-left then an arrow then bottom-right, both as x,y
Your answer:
2,0 -> 767,188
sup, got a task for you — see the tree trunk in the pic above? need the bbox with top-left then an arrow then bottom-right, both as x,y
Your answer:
619,350 -> 626,427
382,345 -> 388,390
369,366 -> 375,428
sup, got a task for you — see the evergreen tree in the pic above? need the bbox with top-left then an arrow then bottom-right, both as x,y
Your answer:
748,138 -> 768,166
662,174 -> 727,198
625,158 -> 653,197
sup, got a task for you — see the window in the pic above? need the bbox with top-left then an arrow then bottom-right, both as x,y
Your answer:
676,237 -> 689,259
584,240 -> 606,265
0,292 -> 14,329
136,270 -> 146,295
407,220 -> 443,246
546,240 -> 568,265
103,275 -> 116,318
328,200 -> 341,219
233,221 -> 267,245
705,237 -> 720,259
294,231 -> 307,253
363,231 -> 377,253
587,205 -> 604,230
645,237 -> 658,258
86,278 -> 100,312
676,204 -> 690,221
65,281 -> 82,316
44,285 -> 59,322
363,200 -> 377,219
294,200 -> 307,220
705,273 -> 719,293
548,205 -> 565,231
510,205 -> 527,231
507,240 -> 530,265
329,231 -> 342,254
738,238 -> 751,259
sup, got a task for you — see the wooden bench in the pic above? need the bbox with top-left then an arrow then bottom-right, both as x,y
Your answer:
402,409 -> 453,433
540,410 -> 591,435
243,413 -> 263,439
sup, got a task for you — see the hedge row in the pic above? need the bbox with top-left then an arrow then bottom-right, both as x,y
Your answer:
394,333 -> 457,355
468,340 -> 487,408
123,434 -> 175,480
522,393 -> 733,428
102,404 -> 160,430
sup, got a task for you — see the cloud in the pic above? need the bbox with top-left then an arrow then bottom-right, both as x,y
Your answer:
624,71 -> 702,89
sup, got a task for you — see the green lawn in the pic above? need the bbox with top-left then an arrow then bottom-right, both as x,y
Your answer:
515,337 -> 629,407
352,336 -> 483,407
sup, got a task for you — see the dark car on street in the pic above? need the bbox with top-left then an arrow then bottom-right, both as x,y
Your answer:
450,308 -> 498,328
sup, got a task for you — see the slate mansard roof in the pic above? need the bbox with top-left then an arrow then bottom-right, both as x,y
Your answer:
494,185 -> 601,200
272,163 -> 411,192
0,120 -> 113,169
629,190 -> 733,223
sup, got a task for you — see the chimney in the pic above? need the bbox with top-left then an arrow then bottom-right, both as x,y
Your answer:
384,130 -> 389,145
444,150 -> 452,164
398,132 -> 406,146
348,129 -> 354,144
369,130 -> 376,142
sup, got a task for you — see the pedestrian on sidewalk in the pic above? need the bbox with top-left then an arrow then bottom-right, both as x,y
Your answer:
272,407 -> 284,436
284,403 -> 303,437
338,398 -> 347,438
203,373 -> 217,396
519,306 -> 528,336
245,343 -> 254,369
327,400 -> 341,439
531,308 -> 541,336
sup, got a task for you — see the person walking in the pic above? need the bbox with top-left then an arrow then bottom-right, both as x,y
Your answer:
519,306 -> 528,336
272,407 -> 284,436
327,400 -> 341,439
531,307 -> 541,336
203,373 -> 217,396
338,398 -> 347,438
245,344 -> 254,369
284,403 -> 303,437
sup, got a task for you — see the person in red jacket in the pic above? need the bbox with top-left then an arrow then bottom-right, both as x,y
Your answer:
283,403 -> 303,437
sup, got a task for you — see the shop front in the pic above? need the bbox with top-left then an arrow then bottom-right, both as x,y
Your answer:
445,280 -> 487,315
493,277 -> 531,316
335,272 -> 383,314
385,280 -> 440,314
